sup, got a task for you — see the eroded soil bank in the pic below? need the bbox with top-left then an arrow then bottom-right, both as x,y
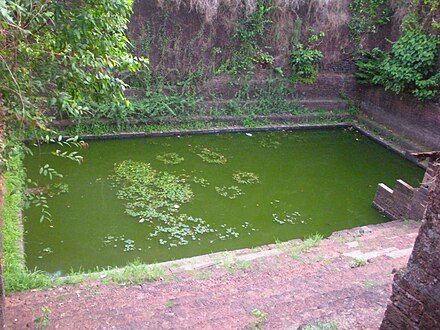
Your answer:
6,220 -> 420,329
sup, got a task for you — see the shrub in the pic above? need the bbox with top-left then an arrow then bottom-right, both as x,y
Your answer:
355,28 -> 440,101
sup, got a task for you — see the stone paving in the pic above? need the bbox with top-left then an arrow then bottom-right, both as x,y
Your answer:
5,220 -> 421,329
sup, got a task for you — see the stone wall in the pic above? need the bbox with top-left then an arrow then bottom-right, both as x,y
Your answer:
129,0 -> 354,77
372,163 -> 436,221
357,86 -> 440,149
127,1 -> 440,146
380,162 -> 440,329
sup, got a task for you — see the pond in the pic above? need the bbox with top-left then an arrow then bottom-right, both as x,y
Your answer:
24,128 -> 424,274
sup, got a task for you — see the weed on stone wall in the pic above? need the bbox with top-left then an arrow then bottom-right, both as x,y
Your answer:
354,2 -> 440,101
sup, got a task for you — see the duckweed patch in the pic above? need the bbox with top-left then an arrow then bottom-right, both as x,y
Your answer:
111,160 -> 193,223
194,146 -> 227,164
259,135 -> 281,149
215,185 -> 244,199
191,176 -> 210,187
148,214 -> 215,247
233,171 -> 259,184
156,152 -> 184,165
272,211 -> 308,225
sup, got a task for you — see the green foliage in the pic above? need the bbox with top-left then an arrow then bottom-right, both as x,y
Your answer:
25,190 -> 52,223
250,309 -> 268,330
111,160 -> 193,223
156,152 -> 184,165
149,214 -> 215,247
215,186 -> 244,199
2,142 -> 51,293
194,146 -> 227,164
354,48 -> 387,85
165,299 -> 176,308
232,171 -> 260,184
0,0 -> 146,128
221,258 -> 252,272
302,320 -> 339,330
253,77 -> 297,114
301,233 -> 324,252
23,134 -> 85,222
107,260 -> 165,285
34,306 -> 51,330
272,211 -> 304,225
81,73 -> 203,127
355,27 -> 440,100
349,0 -> 392,37
218,0 -> 273,74
290,31 -> 325,84
111,160 -> 216,247
350,258 -> 368,268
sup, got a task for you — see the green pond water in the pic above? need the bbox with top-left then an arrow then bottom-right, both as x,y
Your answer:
24,128 -> 424,275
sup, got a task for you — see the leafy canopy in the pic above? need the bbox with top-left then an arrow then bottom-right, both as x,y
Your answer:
0,0 -> 147,128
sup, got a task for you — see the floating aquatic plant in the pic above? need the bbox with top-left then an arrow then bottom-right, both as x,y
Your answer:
272,211 -> 307,225
156,152 -> 184,165
37,247 -> 53,259
215,186 -> 244,199
194,146 -> 227,164
148,214 -> 215,247
216,225 -> 240,240
111,160 -> 193,223
46,183 -> 69,197
232,171 -> 260,184
192,176 -> 210,187
123,239 -> 136,252
103,235 -> 139,252
110,161 -> 219,249
259,135 -> 281,149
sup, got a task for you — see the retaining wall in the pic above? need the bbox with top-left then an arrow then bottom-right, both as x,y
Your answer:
381,163 -> 440,329
373,163 -> 436,221
357,87 -> 440,149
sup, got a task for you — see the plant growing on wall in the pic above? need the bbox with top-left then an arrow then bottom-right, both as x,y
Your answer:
355,13 -> 440,101
217,0 -> 273,75
290,30 -> 325,84
349,0 -> 392,38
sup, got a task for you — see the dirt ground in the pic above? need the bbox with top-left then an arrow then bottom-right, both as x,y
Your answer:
5,220 -> 420,330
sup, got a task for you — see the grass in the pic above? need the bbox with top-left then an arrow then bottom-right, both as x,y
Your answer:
220,259 -> 252,272
33,306 -> 51,329
301,233 -> 324,252
283,233 -> 324,261
104,260 -> 165,285
302,320 -> 339,330
194,270 -> 212,280
350,258 -> 368,268
250,308 -> 268,330
61,112 -> 349,137
165,299 -> 176,308
2,142 -> 52,293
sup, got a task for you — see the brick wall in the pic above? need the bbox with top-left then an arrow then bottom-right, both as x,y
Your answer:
380,162 -> 440,329
372,163 -> 436,221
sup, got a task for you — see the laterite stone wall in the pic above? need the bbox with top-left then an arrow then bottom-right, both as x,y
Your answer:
381,162 -> 440,329
373,163 -> 436,221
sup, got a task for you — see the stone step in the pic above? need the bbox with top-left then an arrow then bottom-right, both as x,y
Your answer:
200,98 -> 348,111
